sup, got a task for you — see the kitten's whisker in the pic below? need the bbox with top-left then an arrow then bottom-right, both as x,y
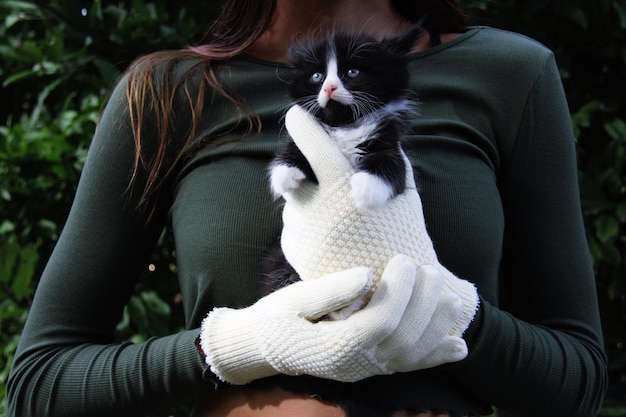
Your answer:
294,96 -> 321,116
275,102 -> 294,115
351,93 -> 385,119
353,90 -> 385,106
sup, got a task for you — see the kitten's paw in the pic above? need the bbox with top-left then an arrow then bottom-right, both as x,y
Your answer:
349,171 -> 394,210
270,164 -> 306,197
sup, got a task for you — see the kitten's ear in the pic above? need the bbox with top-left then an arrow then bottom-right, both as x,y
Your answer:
287,36 -> 325,69
384,21 -> 425,55
287,42 -> 304,63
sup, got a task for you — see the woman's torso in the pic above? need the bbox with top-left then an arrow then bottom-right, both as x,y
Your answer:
168,26 -> 553,415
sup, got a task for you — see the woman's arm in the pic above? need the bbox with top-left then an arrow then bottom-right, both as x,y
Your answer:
6,75 -> 206,417
450,52 -> 607,416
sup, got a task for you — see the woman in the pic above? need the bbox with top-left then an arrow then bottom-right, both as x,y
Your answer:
6,1 -> 607,416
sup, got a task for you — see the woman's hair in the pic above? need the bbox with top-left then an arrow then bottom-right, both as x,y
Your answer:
123,0 -> 468,218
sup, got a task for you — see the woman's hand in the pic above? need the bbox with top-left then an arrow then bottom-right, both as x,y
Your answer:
200,254 -> 469,385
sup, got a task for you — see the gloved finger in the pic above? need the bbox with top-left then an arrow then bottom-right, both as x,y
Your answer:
391,291 -> 465,369
284,105 -> 354,185
376,264 -> 444,361
425,335 -> 468,365
266,266 -> 374,320
331,254 -> 416,344
391,335 -> 468,372
407,335 -> 468,371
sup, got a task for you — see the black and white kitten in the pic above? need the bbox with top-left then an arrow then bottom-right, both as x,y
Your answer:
269,25 -> 422,210
261,27 -> 422,300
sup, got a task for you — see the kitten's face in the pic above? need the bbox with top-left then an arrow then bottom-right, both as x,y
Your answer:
287,32 -> 415,127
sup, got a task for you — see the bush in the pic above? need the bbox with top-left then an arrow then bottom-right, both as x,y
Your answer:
1,1 -> 624,416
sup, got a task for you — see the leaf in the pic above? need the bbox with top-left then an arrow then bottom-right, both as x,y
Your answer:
600,402 -> 626,417
92,58 -> 120,87
89,0 -> 103,22
0,45 -> 26,62
587,235 -> 603,265
10,242 -> 40,301
0,189 -> 11,201
614,1 -> 626,30
0,300 -> 29,334
595,215 -> 620,244
582,198 -> 614,215
604,118 -> 626,142
27,76 -> 65,130
0,242 -> 20,284
133,291 -> 171,336
127,295 -> 149,334
616,203 -> 626,223
17,40 -> 44,62
0,1 -> 41,12
554,4 -> 588,29
36,219 -> 58,240
115,306 -> 130,333
571,100 -> 605,138
140,290 -> 170,317
599,242 -> 621,266
0,220 -> 16,235
2,69 -> 39,87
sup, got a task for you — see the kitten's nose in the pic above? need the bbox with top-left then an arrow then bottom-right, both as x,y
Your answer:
325,85 -> 337,97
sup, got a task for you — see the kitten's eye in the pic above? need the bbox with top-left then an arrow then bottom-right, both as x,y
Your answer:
310,72 -> 324,83
347,69 -> 361,79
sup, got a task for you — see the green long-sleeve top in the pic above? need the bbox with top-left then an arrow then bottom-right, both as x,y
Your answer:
7,27 -> 607,416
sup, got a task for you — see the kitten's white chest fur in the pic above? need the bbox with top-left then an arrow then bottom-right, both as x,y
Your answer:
324,122 -> 377,167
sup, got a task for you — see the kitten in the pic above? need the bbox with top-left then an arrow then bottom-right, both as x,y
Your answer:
269,25 -> 422,210
262,26 -> 422,314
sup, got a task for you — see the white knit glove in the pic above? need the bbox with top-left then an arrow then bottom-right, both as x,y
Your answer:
277,105 -> 480,367
201,254 -> 470,384
201,258 -> 413,384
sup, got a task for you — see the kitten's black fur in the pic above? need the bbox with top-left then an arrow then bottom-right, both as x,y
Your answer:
269,25 -> 422,207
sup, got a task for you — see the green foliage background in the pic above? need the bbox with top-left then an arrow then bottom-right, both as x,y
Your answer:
0,1 -> 624,416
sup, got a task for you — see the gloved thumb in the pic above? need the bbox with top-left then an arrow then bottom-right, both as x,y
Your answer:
401,153 -> 418,191
272,266 -> 374,320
